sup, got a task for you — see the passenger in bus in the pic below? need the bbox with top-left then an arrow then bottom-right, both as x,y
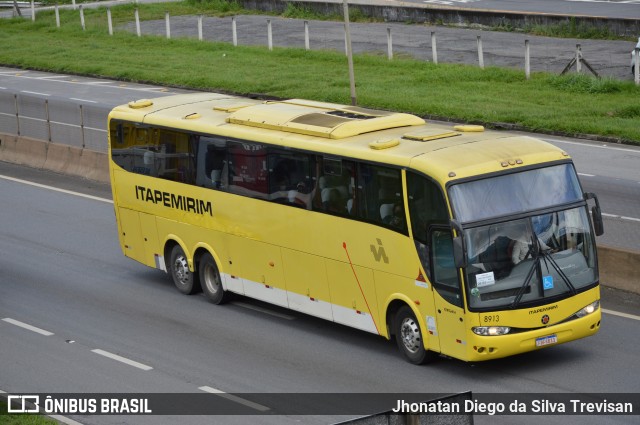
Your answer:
511,229 -> 553,265
323,188 -> 347,214
288,181 -> 312,209
382,202 -> 406,229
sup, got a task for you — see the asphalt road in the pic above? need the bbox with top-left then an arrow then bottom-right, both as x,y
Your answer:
0,162 -> 639,425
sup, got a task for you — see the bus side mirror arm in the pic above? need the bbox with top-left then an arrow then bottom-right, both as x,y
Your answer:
450,219 -> 468,268
584,192 -> 604,236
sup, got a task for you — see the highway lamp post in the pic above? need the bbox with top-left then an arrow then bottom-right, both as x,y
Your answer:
635,47 -> 639,85
79,5 -> 85,31
198,15 -> 203,41
304,21 -> 310,51
135,9 -> 141,37
343,0 -> 357,106
525,39 -> 530,80
107,8 -> 113,36
431,31 -> 438,65
232,17 -> 237,47
477,35 -> 484,69
55,4 -> 60,28
387,28 -> 393,60
165,12 -> 171,39
267,19 -> 273,51
30,0 -> 34,21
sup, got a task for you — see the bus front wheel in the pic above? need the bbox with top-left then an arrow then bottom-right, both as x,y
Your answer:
169,245 -> 200,295
199,252 -> 229,304
395,306 -> 434,365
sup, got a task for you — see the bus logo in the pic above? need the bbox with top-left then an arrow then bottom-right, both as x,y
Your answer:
541,314 -> 550,325
370,239 -> 389,264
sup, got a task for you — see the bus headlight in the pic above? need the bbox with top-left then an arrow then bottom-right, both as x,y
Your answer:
575,300 -> 600,318
472,326 -> 511,336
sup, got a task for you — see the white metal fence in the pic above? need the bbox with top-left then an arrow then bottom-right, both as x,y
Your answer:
0,90 -> 110,152
11,3 -> 640,83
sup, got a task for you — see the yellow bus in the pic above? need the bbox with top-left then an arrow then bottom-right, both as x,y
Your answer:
108,93 -> 604,364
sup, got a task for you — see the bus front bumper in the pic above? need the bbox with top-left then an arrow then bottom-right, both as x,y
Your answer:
466,309 -> 601,361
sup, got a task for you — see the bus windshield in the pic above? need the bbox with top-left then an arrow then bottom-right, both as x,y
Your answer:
462,207 -> 597,310
447,164 -> 598,311
449,164 -> 583,223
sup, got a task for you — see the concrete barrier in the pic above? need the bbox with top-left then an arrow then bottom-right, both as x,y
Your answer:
0,132 -> 109,183
598,244 -> 640,295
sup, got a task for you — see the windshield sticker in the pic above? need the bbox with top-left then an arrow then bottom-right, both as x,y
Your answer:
543,275 -> 554,290
475,272 -> 495,288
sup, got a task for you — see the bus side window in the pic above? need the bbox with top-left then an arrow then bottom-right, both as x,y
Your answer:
431,228 -> 463,307
267,150 -> 315,209
314,157 -> 355,216
196,137 -> 228,190
356,163 -> 405,232
227,141 -> 269,199
156,129 -> 195,184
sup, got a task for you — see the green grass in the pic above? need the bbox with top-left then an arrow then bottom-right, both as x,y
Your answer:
2,3 -> 640,143
0,400 -> 58,425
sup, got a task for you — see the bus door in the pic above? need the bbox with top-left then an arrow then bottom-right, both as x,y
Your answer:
430,227 -> 468,360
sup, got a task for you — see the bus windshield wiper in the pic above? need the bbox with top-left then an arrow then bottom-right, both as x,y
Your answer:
510,246 -> 540,309
539,248 -> 577,295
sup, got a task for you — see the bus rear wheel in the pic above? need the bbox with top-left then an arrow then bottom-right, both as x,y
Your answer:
169,244 -> 200,295
199,252 -> 229,304
395,306 -> 434,365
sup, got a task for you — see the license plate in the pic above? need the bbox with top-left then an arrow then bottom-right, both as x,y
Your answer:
536,334 -> 558,347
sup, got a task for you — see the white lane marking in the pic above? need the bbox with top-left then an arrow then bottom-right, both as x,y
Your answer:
38,75 -> 71,80
70,97 -> 98,103
0,174 -> 112,204
91,349 -> 153,371
547,138 -> 640,154
21,90 -> 50,96
602,309 -> 640,321
198,386 -> 270,412
47,415 -> 85,425
578,172 -> 595,177
232,301 -> 295,320
2,318 -> 54,336
602,212 -> 640,223
3,72 -> 179,94
0,87 -> 6,90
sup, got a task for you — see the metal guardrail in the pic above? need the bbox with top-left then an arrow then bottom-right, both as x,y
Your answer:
0,90 -> 110,152
0,1 -> 42,8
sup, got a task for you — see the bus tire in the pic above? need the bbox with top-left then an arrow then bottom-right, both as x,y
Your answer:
199,252 -> 229,304
169,244 -> 200,295
395,305 -> 434,365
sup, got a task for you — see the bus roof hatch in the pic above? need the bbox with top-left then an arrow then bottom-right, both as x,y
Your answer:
225,99 -> 424,139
